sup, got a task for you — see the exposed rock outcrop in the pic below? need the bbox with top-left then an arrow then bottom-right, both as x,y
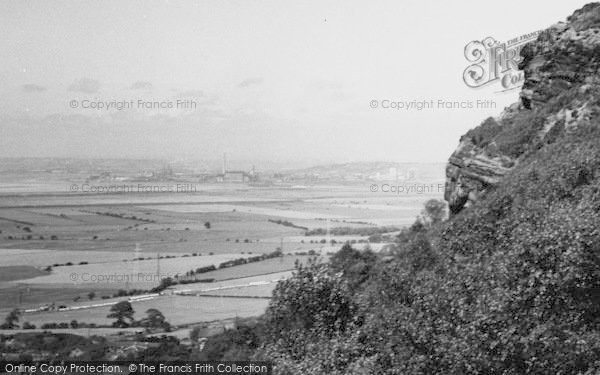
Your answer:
445,3 -> 600,214
444,138 -> 514,214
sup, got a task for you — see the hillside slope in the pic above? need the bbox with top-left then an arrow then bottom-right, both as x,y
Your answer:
201,4 -> 600,374
446,3 -> 600,214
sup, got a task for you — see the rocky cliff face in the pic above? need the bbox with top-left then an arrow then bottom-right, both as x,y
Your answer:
445,3 -> 600,214
444,138 -> 514,215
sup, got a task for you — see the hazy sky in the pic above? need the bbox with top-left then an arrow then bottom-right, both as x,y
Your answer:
0,0 -> 591,163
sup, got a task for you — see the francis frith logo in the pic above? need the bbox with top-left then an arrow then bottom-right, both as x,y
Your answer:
463,31 -> 542,91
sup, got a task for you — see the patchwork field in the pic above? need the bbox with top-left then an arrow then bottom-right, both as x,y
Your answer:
19,295 -> 270,327
15,269 -> 299,328
17,253 -> 264,289
0,266 -> 49,282
0,178 -> 443,332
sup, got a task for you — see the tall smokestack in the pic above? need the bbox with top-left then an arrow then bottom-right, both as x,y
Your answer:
222,153 -> 227,174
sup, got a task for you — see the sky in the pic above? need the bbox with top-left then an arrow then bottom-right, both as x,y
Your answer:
0,0 -> 592,163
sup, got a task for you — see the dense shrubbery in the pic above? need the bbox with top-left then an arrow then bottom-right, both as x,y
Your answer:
569,3 -> 600,30
196,319 -> 266,361
462,117 -> 502,148
200,22 -> 600,370
0,332 -> 108,360
243,115 -> 600,373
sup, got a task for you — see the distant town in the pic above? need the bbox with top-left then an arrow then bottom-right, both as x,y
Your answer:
72,155 -> 443,185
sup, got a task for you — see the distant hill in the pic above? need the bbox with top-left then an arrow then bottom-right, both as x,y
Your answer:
283,161 -> 446,182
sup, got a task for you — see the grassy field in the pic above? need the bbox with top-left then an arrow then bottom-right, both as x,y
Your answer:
17,292 -> 271,327
0,266 -> 49,282
0,182 -> 439,327
197,284 -> 277,298
182,255 -> 316,281
18,253 -> 266,289
0,285 -> 113,314
172,271 -> 293,294
0,249 -> 184,267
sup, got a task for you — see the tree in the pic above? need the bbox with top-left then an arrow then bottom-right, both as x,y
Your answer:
204,222 -> 211,229
264,261 -> 356,347
107,301 -> 135,328
329,243 -> 377,290
22,322 -> 36,329
399,231 -> 437,272
143,308 -> 170,330
200,321 -> 264,361
87,291 -> 96,300
158,277 -> 173,291
190,326 -> 202,342
1,309 -> 20,329
419,199 -> 447,226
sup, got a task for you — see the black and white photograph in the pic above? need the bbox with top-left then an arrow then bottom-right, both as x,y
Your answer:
0,1 -> 599,374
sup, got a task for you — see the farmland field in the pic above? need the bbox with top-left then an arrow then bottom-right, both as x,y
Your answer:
16,253 -> 269,289
0,169 -> 444,332
0,266 -> 49,282
172,270 -> 293,295
19,295 -> 270,327
196,284 -> 277,298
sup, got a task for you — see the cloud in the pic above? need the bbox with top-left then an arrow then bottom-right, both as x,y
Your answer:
175,89 -> 204,98
22,84 -> 47,93
237,78 -> 263,88
68,78 -> 101,94
130,81 -> 153,90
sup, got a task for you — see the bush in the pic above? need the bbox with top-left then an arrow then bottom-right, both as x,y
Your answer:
22,322 -> 36,329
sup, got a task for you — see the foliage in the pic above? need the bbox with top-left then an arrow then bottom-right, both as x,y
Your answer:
107,301 -> 135,328
418,199 -> 447,227
136,335 -> 189,360
462,117 -> 502,148
329,243 -> 377,291
141,308 -> 171,331
261,258 -> 358,362
197,320 -> 266,361
246,70 -> 600,374
0,309 -> 20,329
